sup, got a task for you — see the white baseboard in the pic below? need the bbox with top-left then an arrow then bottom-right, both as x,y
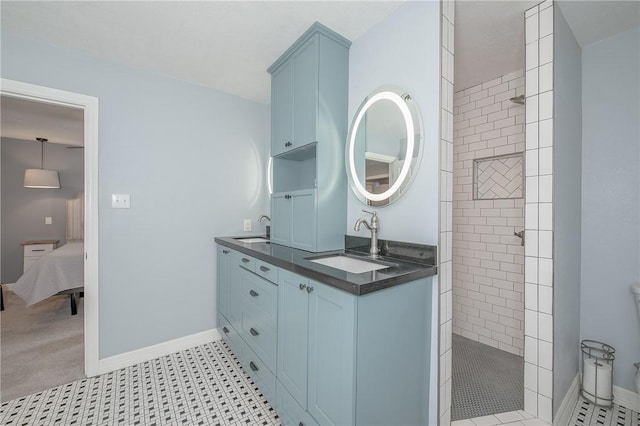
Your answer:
554,374 -> 580,426
2,283 -> 15,291
97,328 -> 222,375
614,385 -> 640,412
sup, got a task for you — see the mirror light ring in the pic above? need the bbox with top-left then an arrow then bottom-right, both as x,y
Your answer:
348,91 -> 415,202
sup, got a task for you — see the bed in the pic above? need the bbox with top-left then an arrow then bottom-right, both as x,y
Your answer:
12,195 -> 84,315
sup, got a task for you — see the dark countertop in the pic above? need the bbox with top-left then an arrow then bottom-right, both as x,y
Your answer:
215,236 -> 437,296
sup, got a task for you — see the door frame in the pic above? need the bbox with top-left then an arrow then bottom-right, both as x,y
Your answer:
1,78 -> 100,377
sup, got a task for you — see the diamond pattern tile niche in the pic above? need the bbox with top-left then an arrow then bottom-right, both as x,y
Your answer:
474,153 -> 524,200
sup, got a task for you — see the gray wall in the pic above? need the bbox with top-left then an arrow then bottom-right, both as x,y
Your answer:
1,31 -> 270,358
346,1 -> 440,245
581,26 -> 640,392
552,4 -> 582,413
1,137 -> 84,283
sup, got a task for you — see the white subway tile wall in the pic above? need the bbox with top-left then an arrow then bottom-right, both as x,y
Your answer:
452,69 -> 526,357
523,2 -> 554,421
440,1 -> 455,424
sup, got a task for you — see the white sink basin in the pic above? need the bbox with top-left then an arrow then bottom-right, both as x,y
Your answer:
236,237 -> 269,243
309,255 -> 390,274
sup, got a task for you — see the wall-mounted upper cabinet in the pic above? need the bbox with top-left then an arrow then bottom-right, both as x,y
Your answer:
268,23 -> 350,158
268,22 -> 350,252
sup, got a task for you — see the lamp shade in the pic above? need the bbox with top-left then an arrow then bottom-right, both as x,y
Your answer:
24,168 -> 61,188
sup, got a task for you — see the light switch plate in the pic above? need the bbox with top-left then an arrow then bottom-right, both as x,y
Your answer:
45,217 -> 52,225
244,219 -> 251,232
112,194 -> 131,209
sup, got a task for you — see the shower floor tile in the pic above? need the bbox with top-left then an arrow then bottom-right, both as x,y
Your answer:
452,334 -> 524,421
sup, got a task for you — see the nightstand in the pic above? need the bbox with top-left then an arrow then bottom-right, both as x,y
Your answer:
21,240 -> 59,272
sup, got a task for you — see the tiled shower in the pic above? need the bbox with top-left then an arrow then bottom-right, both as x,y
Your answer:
448,0 -> 556,422
452,71 -> 526,357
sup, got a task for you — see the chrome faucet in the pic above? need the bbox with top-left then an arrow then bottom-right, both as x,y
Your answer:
354,210 -> 380,257
258,215 -> 271,239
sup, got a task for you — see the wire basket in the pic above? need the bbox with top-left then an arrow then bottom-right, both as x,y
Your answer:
581,340 -> 615,407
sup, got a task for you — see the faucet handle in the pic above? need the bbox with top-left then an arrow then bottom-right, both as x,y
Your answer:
362,209 -> 377,217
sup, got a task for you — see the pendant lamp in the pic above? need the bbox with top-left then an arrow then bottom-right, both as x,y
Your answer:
24,138 -> 61,188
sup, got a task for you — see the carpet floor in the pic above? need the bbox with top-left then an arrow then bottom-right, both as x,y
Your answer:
0,289 -> 84,402
452,333 -> 524,421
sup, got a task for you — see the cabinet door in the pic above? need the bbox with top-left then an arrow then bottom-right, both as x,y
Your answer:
272,60 -> 294,157
308,281 -> 356,426
216,246 -> 232,318
226,252 -> 242,331
291,190 -> 316,251
277,270 -> 309,408
293,36 -> 319,148
271,193 -> 292,246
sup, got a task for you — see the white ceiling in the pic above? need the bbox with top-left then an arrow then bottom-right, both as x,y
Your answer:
1,1 -> 403,105
455,1 -> 640,91
0,96 -> 84,146
1,0 -> 637,130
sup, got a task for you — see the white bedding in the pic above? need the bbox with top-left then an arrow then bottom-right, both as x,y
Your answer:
13,242 -> 84,306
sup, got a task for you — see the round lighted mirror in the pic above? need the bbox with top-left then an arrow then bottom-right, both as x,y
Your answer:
346,86 -> 423,207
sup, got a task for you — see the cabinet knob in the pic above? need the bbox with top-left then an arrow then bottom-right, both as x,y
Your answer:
259,266 -> 270,272
299,423 -> 305,426
306,286 -> 314,293
249,289 -> 259,297
241,258 -> 250,263
222,249 -> 229,254
249,361 -> 259,372
299,283 -> 307,291
222,327 -> 229,334
250,327 -> 260,336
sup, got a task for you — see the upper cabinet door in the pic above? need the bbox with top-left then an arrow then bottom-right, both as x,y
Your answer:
270,193 -> 292,246
272,60 -> 294,157
293,36 -> 319,148
290,190 -> 316,252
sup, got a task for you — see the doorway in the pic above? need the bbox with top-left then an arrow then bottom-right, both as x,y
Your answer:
0,79 -> 99,398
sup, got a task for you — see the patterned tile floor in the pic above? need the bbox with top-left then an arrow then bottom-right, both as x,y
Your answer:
452,398 -> 639,426
0,340 -> 280,426
2,337 -> 638,426
568,397 -> 639,426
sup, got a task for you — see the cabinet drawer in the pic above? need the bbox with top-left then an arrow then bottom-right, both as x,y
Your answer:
218,313 -> 242,361
237,253 -> 256,272
241,342 -> 276,407
255,260 -> 278,283
24,244 -> 55,257
241,270 -> 278,316
276,380 -> 318,426
241,308 -> 277,373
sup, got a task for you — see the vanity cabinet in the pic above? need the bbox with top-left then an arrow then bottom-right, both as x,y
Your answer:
277,269 -> 356,426
268,22 -> 350,252
216,241 -> 435,425
270,190 -> 316,251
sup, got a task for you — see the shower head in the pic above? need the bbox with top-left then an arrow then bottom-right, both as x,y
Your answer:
509,94 -> 525,105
